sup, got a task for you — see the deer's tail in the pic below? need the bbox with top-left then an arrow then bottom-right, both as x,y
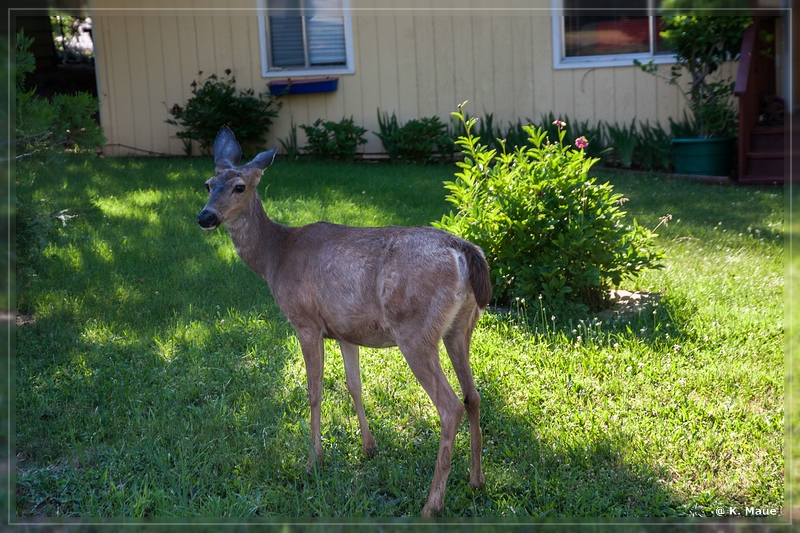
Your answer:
460,241 -> 492,309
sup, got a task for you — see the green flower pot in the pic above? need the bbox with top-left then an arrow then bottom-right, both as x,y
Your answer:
671,137 -> 735,176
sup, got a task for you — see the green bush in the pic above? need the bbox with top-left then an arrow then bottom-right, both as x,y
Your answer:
166,71 -> 280,157
375,111 -> 451,163
15,31 -> 105,158
300,116 -> 367,161
16,90 -> 105,156
435,103 -> 665,311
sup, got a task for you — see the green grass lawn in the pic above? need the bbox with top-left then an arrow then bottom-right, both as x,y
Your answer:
14,156 -> 784,520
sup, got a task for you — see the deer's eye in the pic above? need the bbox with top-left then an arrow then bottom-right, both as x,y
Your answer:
233,184 -> 246,194
205,183 -> 211,193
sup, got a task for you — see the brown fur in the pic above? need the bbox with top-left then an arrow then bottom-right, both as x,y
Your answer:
197,126 -> 491,516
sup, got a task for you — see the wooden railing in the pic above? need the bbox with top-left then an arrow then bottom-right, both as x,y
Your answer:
734,17 -> 776,177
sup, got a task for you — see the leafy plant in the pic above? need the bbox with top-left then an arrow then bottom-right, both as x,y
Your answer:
279,118 -> 299,162
635,15 -> 751,137
606,119 -> 638,169
166,71 -> 280,157
435,103 -> 665,311
15,28 -> 36,90
445,112 -> 502,158
300,116 -> 367,161
668,110 -> 701,139
15,30 -> 105,159
375,111 -> 450,163
635,120 -> 674,172
500,118 -> 533,152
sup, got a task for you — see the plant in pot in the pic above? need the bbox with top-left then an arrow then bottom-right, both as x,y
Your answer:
636,13 -> 751,176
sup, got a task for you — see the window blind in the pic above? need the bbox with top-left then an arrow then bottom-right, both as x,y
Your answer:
267,0 -> 347,69
269,15 -> 305,67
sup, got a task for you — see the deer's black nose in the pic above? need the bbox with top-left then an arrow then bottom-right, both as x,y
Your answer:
197,210 -> 220,229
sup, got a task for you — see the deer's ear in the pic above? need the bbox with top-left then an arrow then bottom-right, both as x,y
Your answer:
246,147 -> 278,172
213,125 -> 242,169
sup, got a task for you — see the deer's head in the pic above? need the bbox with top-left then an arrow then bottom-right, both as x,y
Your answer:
197,125 -> 277,231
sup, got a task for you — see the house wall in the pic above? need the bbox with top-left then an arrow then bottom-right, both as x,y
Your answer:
90,0 -> 697,157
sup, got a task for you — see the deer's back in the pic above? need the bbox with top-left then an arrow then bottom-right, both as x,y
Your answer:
270,222 -> 484,347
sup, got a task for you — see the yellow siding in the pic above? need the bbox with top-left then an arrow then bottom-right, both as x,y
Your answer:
91,0 -> 695,156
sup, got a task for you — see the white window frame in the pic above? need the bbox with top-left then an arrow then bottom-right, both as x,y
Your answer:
257,0 -> 355,78
551,0 -> 676,70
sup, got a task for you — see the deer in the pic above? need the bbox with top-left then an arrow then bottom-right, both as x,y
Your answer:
197,125 -> 491,517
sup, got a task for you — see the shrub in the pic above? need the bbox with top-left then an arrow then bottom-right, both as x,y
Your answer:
166,71 -> 280,157
435,103 -> 665,311
15,31 -> 105,158
375,111 -> 451,163
300,116 -> 367,161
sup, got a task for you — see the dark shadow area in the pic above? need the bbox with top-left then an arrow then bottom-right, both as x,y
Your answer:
473,376 -> 680,517
24,63 -> 98,100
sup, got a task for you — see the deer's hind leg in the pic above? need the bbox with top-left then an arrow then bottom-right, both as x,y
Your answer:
443,304 -> 484,490
338,340 -> 377,457
396,335 -> 465,517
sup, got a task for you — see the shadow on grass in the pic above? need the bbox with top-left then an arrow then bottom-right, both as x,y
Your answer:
472,378 -> 680,518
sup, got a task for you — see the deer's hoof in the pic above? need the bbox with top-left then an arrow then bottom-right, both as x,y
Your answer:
305,457 -> 323,472
470,473 -> 485,490
365,446 -> 378,459
421,503 -> 441,517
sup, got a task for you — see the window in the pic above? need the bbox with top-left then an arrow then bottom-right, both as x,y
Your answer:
552,0 -> 674,69
258,0 -> 354,77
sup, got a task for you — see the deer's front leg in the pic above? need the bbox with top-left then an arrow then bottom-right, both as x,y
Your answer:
339,340 -> 377,457
298,330 -> 325,471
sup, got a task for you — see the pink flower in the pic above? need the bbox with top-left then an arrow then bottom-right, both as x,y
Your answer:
575,136 -> 589,149
552,119 -> 567,130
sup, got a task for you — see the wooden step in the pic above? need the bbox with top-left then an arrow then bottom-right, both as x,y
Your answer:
738,174 -> 784,185
752,124 -> 785,134
745,151 -> 785,177
749,125 -> 785,152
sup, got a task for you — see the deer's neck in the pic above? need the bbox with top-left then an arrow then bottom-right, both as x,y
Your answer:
225,193 -> 287,288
